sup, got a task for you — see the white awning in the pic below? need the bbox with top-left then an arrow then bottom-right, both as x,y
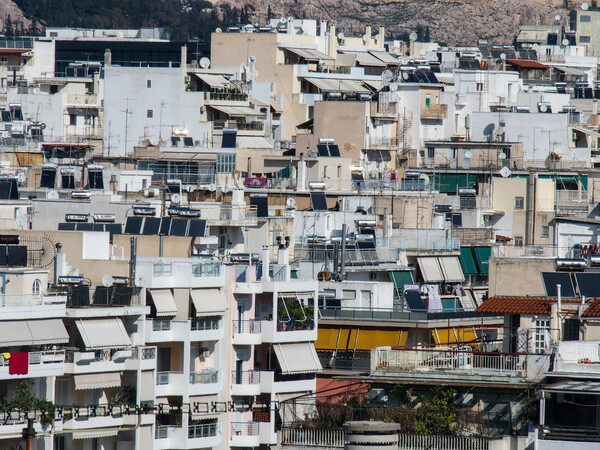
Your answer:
74,372 -> 121,390
282,46 -> 334,61
342,51 -> 386,67
370,51 -> 400,65
150,289 -> 177,317
273,343 -> 322,374
0,319 -> 68,346
208,105 -> 264,117
194,73 -> 230,89
553,66 -> 588,77
303,77 -> 370,94
363,79 -> 382,91
236,136 -> 273,149
417,257 -> 444,283
72,429 -> 119,439
75,318 -> 131,349
438,256 -> 465,282
190,288 -> 227,317
270,98 -> 283,113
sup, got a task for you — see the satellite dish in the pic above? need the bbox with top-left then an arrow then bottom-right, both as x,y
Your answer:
199,57 -> 211,69
102,274 -> 114,288
401,57 -> 409,65
288,16 -> 294,22
464,151 -> 472,159
222,185 -> 231,194
409,32 -> 418,41
499,152 -> 507,160
208,183 -> 216,192
499,166 -> 512,178
389,82 -> 398,92
215,28 -> 222,33
555,14 -> 561,21
500,53 -> 506,60
533,43 -> 540,50
483,123 -> 496,136
381,70 -> 393,84
279,17 -> 287,24
47,190 -> 59,200
362,34 -> 369,43
402,72 -> 409,81
582,2 -> 589,10
562,39 -> 570,46
337,32 -> 344,40
286,198 -> 297,209
171,193 -> 181,204
539,103 -> 548,113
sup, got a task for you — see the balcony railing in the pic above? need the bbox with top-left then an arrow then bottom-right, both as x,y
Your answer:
189,422 -> 218,438
191,318 -> 220,331
276,319 -> 315,332
190,369 -> 219,384
232,319 -> 261,334
192,262 -> 222,277
0,351 -> 65,367
281,428 -> 345,447
231,370 -> 260,385
0,293 -> 66,308
375,347 -> 525,376
152,319 -> 171,331
231,421 -> 259,436
153,262 -> 172,277
319,307 -> 494,322
155,425 -> 179,439
156,371 -> 182,385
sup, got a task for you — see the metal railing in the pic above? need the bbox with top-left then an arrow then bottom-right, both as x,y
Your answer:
189,422 -> 218,438
232,319 -> 261,334
281,428 -> 344,447
231,421 -> 259,436
318,353 -> 370,371
132,346 -> 157,361
156,371 -> 182,385
398,433 -> 489,450
319,307 -> 498,322
155,425 -> 178,439
153,262 -> 173,277
190,369 -> 219,384
192,262 -> 222,277
375,348 -> 525,376
492,245 -> 562,259
231,370 -> 260,385
0,293 -> 67,308
0,351 -> 65,367
152,319 -> 171,331
191,318 -> 220,331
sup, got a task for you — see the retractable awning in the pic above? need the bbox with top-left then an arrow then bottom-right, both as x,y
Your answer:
74,372 -> 121,390
438,256 -> 465,282
342,51 -> 386,67
417,257 -> 444,283
208,105 -> 263,117
370,51 -> 400,65
459,248 -> 478,275
283,46 -> 334,61
0,319 -> 68,346
193,73 -> 230,89
389,271 -> 414,292
473,247 -> 491,275
149,289 -> 177,317
302,77 -> 370,94
72,429 -> 119,439
190,288 -> 227,317
75,318 -> 131,349
432,327 -> 478,347
273,343 -> 322,374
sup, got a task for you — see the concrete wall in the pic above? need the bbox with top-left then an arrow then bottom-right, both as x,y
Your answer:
489,257 -> 554,296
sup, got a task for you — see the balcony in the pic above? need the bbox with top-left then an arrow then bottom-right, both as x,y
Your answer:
259,370 -> 317,395
0,293 -> 67,320
155,371 -> 186,397
281,428 -> 345,448
64,346 -> 156,374
142,259 -> 224,289
232,320 -> 262,345
552,341 -> 600,375
197,202 -> 258,227
231,370 -> 261,396
189,369 -> 221,396
155,423 -> 221,449
231,421 -> 260,447
146,319 -> 188,343
0,351 -> 65,380
421,103 -> 447,120
261,319 -> 317,343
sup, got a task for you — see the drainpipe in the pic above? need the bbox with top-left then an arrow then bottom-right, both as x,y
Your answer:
297,154 -> 307,192
262,245 -> 270,281
129,237 -> 137,287
53,243 -> 63,286
340,224 -> 347,275
525,171 -> 536,246
557,284 -> 562,342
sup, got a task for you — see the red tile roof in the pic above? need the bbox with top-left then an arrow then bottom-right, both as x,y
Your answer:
581,298 -> 600,317
506,59 -> 549,70
475,296 -> 580,315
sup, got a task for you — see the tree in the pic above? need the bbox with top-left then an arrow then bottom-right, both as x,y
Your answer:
414,386 -> 456,435
4,15 -> 13,37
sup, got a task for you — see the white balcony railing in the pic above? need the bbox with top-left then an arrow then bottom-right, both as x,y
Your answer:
232,319 -> 261,334
281,428 -> 344,447
190,369 -> 218,384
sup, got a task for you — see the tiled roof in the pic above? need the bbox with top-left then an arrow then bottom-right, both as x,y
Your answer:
581,298 -> 600,317
506,59 -> 549,69
475,296 -> 580,315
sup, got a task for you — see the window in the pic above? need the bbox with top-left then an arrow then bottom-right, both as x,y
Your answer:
216,153 -> 236,173
580,36 -> 591,44
147,109 -> 153,118
360,290 -> 372,308
147,80 -> 152,88
563,318 -> 579,341
515,196 -> 524,209
534,318 -> 550,353
514,236 -> 523,247
342,290 -> 356,300
323,166 -> 330,178
476,82 -> 484,92
425,94 -> 431,107
580,14 -> 591,22
69,114 -> 76,126
337,165 -> 342,178
541,226 -> 549,238
32,279 -> 41,296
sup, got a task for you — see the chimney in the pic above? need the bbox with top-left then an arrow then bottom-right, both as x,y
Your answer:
287,17 -> 295,35
261,245 -> 270,281
328,24 -> 337,58
365,25 -> 372,42
54,243 -> 63,286
129,236 -> 137,286
320,20 -> 327,37
378,26 -> 385,47
593,100 -> 598,126
277,237 -> 291,282
180,45 -> 187,68
297,153 -> 307,192
104,49 -> 112,67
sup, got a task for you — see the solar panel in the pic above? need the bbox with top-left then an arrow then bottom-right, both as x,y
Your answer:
142,217 -> 162,235
69,285 -> 90,307
92,224 -> 105,232
0,246 -> 7,266
159,218 -> 172,235
310,192 -> 328,211
114,287 -> 133,306
93,286 -> 112,306
0,181 -> 13,200
541,272 -> 575,297
62,174 -> 75,189
250,196 -> 268,218
317,144 -> 329,157
104,223 -> 123,238
40,169 -> 56,189
124,217 -> 143,234
169,218 -> 189,236
76,223 -> 94,232
351,172 -> 364,181
575,273 -> 600,297
405,290 -> 425,311
222,130 -> 236,148
479,46 -> 491,58
188,220 -> 206,237
328,144 -> 340,157
7,246 -> 27,267
58,223 -> 76,231
425,71 -> 439,83
183,137 -> 194,147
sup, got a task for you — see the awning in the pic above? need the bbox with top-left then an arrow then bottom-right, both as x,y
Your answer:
473,247 -> 491,275
270,98 -> 283,113
149,289 -> 177,317
315,328 -> 341,351
417,257 -> 444,283
389,271 -> 414,292
572,126 -> 600,139
370,51 -> 400,65
363,79 -> 382,91
342,51 -> 386,67
459,247 -> 478,275
303,77 -> 370,94
208,105 -> 264,117
193,73 -> 230,89
438,256 -> 465,282
236,136 -> 273,149
72,429 -> 119,440
553,66 -> 588,77
190,288 -> 227,317
273,343 -> 322,374
283,46 -> 334,61
75,318 -> 131,349
0,319 -> 68,347
74,372 -> 121,390
432,327 -> 478,347
542,380 -> 600,395
355,329 -> 404,350
506,59 -> 549,70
